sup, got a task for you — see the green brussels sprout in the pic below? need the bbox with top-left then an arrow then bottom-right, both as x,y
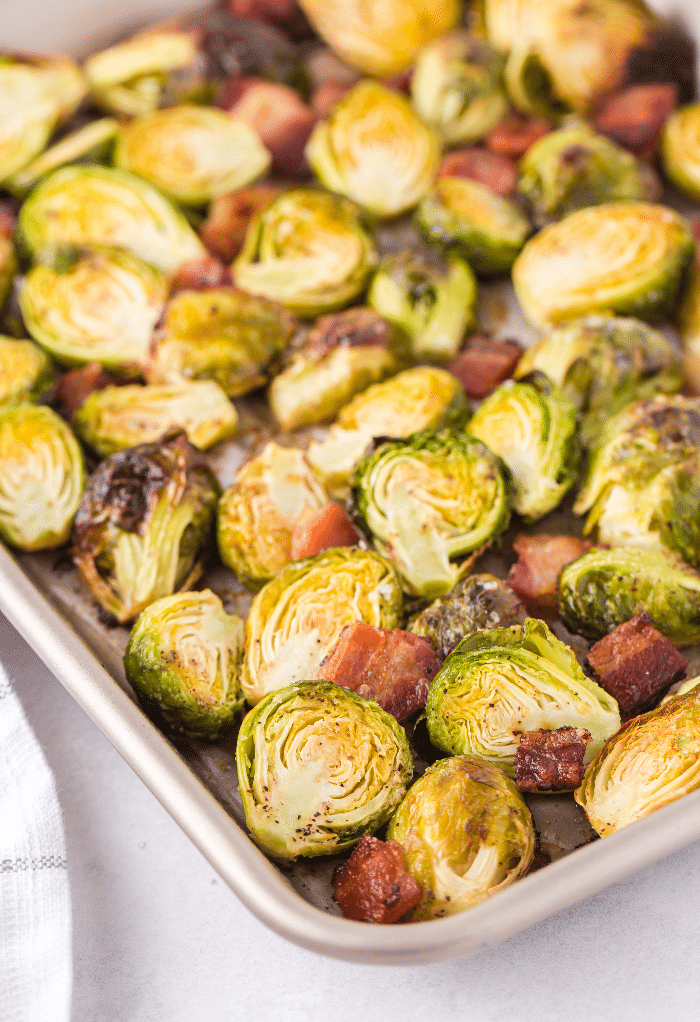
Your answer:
241,547 -> 402,705
514,315 -> 683,447
411,31 -> 508,147
0,337 -> 56,407
417,177 -> 531,275
426,618 -> 620,775
466,377 -> 579,520
146,287 -> 296,398
661,676 -> 700,706
353,429 -> 510,598
662,104 -> 700,203
17,166 -> 205,274
124,589 -> 245,740
558,546 -> 700,646
233,189 -> 378,318
512,202 -> 695,327
71,431 -> 219,624
0,234 -> 18,317
574,396 -> 700,564
387,755 -> 535,920
217,442 -> 328,591
677,263 -> 700,396
6,117 -> 118,198
236,680 -> 412,858
0,403 -> 84,551
306,81 -> 442,220
575,687 -> 700,836
367,251 -> 477,363
19,247 -> 169,374
408,572 -> 527,659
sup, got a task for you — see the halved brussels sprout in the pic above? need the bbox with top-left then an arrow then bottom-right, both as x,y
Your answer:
558,546 -> 700,646
71,431 -> 219,624
353,429 -> 510,598
367,252 -> 477,363
417,177 -> 531,275
19,247 -> 169,374
662,103 -> 700,203
7,117 -> 118,198
241,547 -> 402,705
124,589 -> 245,740
17,166 -> 205,273
217,442 -> 328,591
233,189 -> 378,317
512,202 -> 695,327
0,337 -> 56,406
426,618 -> 620,775
306,81 -> 441,220
514,315 -> 683,447
661,676 -> 700,706
575,687 -> 700,836
466,377 -> 579,520
387,755 -> 534,920
237,680 -> 412,858
0,403 -> 84,551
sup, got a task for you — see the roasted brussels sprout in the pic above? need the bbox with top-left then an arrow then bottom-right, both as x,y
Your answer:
512,202 -> 695,327
558,546 -> 700,647
514,315 -> 683,447
661,676 -> 700,705
17,166 -> 205,273
19,247 -> 169,374
241,547 -> 402,704
237,680 -> 412,858
387,756 -> 534,920
575,687 -> 700,836
217,442 -> 328,590
6,117 -> 118,198
426,618 -> 620,775
0,337 -> 56,407
71,431 -> 219,624
0,233 -> 17,315
466,377 -> 579,520
306,82 -> 441,220
233,189 -> 377,317
124,589 -> 245,739
367,252 -> 477,363
417,177 -> 531,275
662,104 -> 700,203
353,430 -> 510,598
146,287 -> 296,398
0,403 -> 84,551
678,264 -> 700,395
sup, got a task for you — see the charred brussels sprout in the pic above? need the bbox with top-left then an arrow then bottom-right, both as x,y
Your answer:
575,688 -> 700,836
71,431 -> 219,624
306,82 -> 441,220
0,404 -> 84,551
124,589 -> 245,740
233,189 -> 377,317
426,618 -> 620,775
242,547 -> 402,705
678,264 -> 700,395
418,177 -> 531,275
0,337 -> 56,406
467,377 -> 579,520
367,252 -> 477,363
353,430 -> 510,598
512,202 -> 695,327
7,118 -> 118,198
387,756 -> 534,920
558,547 -> 700,646
19,247 -> 168,374
237,680 -> 412,858
17,166 -> 205,274
662,104 -> 700,203
217,442 -> 328,591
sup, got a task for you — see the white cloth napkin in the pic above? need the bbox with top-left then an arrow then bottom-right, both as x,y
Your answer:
0,663 -> 72,1022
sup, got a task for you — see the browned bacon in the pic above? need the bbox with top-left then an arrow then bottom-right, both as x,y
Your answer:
332,834 -> 421,924
55,363 -> 120,420
200,184 -> 282,263
593,83 -> 678,160
438,146 -> 518,197
447,334 -> 523,399
220,75 -> 315,176
171,256 -> 231,292
485,115 -> 552,160
508,533 -> 591,610
290,502 -> 361,560
515,727 -> 592,793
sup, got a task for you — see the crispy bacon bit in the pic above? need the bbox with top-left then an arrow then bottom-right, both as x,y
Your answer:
332,834 -> 421,924
447,334 -> 523,399
485,115 -> 552,160
593,83 -> 678,160
438,147 -> 518,197
508,533 -> 592,611
303,307 -> 393,361
55,363 -> 120,421
585,611 -> 687,717
290,502 -> 362,560
0,201 -> 17,238
171,255 -> 231,292
200,184 -> 282,263
515,727 -> 592,793
310,80 -> 352,117
317,621 -> 442,722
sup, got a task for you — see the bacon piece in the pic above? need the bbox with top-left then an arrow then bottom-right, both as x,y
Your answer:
508,533 -> 592,611
438,147 -> 518,197
0,201 -> 17,238
317,621 -> 442,722
310,80 -> 352,118
290,502 -> 362,560
332,834 -> 421,924
585,611 -> 687,718
447,334 -> 523,399
171,255 -> 231,292
55,363 -> 120,421
225,0 -> 310,38
485,115 -> 552,160
303,307 -> 393,361
515,727 -> 592,793
200,184 -> 282,263
593,83 -> 678,160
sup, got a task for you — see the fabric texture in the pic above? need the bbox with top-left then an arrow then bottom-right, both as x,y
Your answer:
0,663 -> 72,1022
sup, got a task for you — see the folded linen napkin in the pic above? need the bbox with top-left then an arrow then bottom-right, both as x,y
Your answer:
0,663 -> 72,1022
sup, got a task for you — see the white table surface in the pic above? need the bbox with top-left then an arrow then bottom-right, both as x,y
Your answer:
3,609 -> 700,1022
